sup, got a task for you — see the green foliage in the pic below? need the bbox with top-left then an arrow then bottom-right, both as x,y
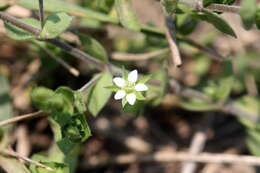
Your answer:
236,96 -> 260,156
0,74 -> 12,130
147,68 -> 167,105
161,0 -> 179,15
31,87 -> 55,111
203,0 -> 236,7
31,86 -> 91,154
30,154 -> 69,173
40,12 -> 74,39
79,34 -> 108,62
87,72 -> 113,116
18,0 -> 118,23
115,0 -> 141,31
194,9 -> 237,38
240,0 -> 257,30
213,61 -> 234,103
255,5 -> 260,29
180,98 -> 220,111
5,18 -> 40,40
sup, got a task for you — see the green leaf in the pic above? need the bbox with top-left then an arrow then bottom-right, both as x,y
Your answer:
18,0 -> 118,23
161,0 -> 179,15
115,0 -> 141,31
135,92 -> 146,100
40,12 -> 74,39
214,61 -> 234,103
56,114 -> 91,154
138,74 -> 152,84
73,91 -> 87,114
79,34 -> 108,62
255,5 -> 260,29
55,87 -> 75,105
180,98 -> 220,111
146,69 -> 167,105
30,154 -> 69,173
0,156 -> 31,173
87,72 -> 113,116
194,9 -> 237,38
123,100 -> 144,115
246,129 -> 260,156
240,0 -> 257,30
5,18 -> 40,40
31,87 -> 55,111
105,86 -> 121,92
0,74 -> 12,130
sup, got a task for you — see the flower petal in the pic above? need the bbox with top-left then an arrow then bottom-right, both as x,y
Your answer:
126,93 -> 136,105
114,90 -> 126,100
113,77 -> 126,87
128,70 -> 138,83
135,83 -> 148,91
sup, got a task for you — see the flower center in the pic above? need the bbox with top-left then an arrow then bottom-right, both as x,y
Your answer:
124,81 -> 135,93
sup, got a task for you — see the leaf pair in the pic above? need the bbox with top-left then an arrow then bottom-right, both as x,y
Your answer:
31,86 -> 90,154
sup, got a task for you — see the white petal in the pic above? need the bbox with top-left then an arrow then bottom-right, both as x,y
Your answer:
128,70 -> 138,83
114,90 -> 126,100
113,77 -> 126,87
135,83 -> 148,91
126,93 -> 136,105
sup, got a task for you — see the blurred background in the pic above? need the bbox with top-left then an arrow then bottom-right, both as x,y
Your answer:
0,0 -> 260,172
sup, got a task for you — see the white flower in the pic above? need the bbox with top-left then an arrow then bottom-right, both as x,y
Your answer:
113,69 -> 148,106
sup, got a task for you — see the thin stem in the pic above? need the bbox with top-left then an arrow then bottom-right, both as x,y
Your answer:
38,0 -> 45,29
179,0 -> 240,14
165,16 -> 182,67
0,12 -> 41,35
0,12 -> 105,70
0,111 -> 47,128
83,152 -> 260,168
111,48 -> 170,61
34,42 -> 80,77
0,148 -> 53,171
0,75 -> 101,127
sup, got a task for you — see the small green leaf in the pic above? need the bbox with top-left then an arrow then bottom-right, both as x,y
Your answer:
123,100 -> 144,115
105,86 -> 121,92
40,12 -> 74,39
18,0 -> 118,23
87,72 -> 113,116
122,97 -> 128,107
5,18 -> 40,40
194,10 -> 237,38
240,0 -> 257,30
180,98 -> 220,111
135,92 -> 146,100
55,87 -> 75,104
138,74 -> 152,84
74,91 -> 87,114
146,69 -> 167,105
30,154 -> 69,173
115,0 -> 141,31
161,0 -> 179,15
214,61 -> 234,103
31,87 -> 55,111
79,34 -> 108,62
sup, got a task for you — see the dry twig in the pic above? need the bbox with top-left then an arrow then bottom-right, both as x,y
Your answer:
0,148 -> 53,171
83,151 -> 260,169
181,115 -> 213,173
165,17 -> 182,67
111,48 -> 169,61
